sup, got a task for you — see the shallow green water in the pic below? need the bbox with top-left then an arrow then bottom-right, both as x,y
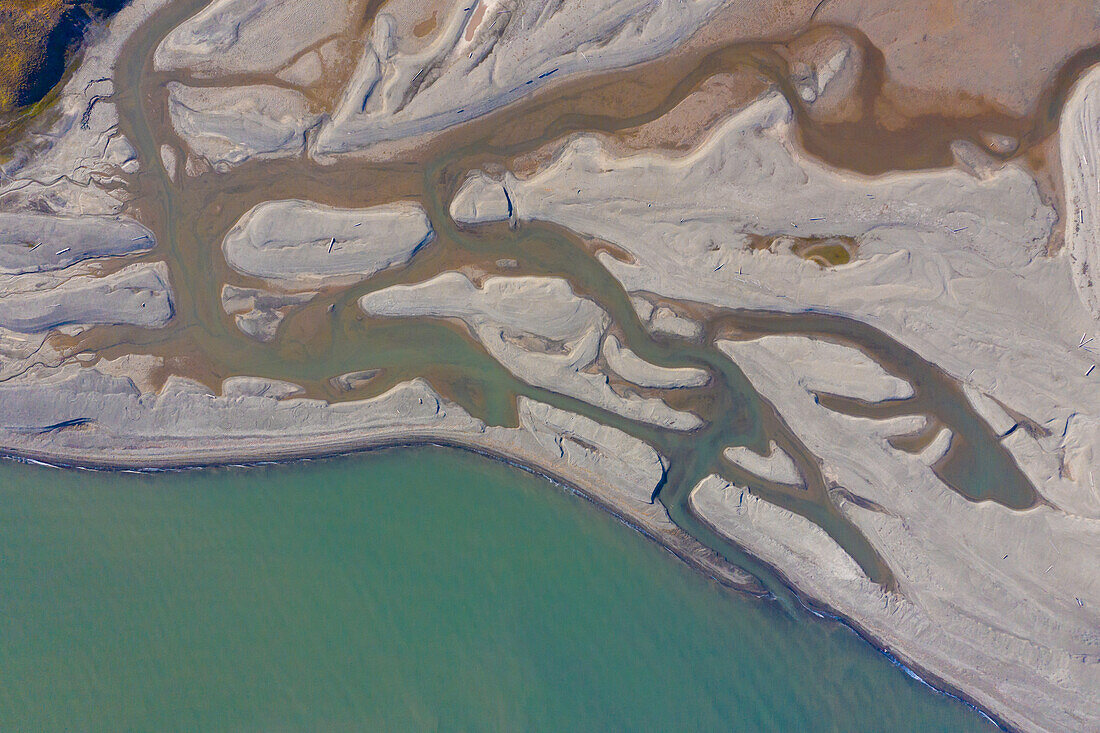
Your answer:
0,448 -> 991,732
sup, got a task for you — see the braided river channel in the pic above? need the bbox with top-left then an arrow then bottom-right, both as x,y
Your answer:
3,0 -> 1059,727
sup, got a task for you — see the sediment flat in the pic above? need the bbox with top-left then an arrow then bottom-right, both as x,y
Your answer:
1,1 -> 1097,731
360,272 -> 703,431
1061,64 -> 1100,322
602,333 -> 710,389
0,262 -> 173,333
722,442 -> 802,486
0,214 -> 155,274
167,82 -> 319,169
154,0 -> 352,77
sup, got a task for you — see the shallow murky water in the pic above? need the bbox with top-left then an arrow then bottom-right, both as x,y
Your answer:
0,449 -> 994,731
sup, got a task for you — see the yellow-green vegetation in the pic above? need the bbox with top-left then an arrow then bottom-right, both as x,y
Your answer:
791,238 -> 855,267
0,0 -> 69,113
746,234 -> 857,267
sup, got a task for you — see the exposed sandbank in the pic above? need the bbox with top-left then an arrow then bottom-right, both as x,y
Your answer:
602,333 -> 710,389
722,442 -> 802,487
220,284 -> 318,342
154,0 -> 352,77
222,199 -> 433,285
0,261 -> 173,333
167,82 -> 319,170
0,213 -> 155,274
360,272 -> 703,431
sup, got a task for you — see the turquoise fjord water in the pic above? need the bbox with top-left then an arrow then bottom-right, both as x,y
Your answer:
0,448 -> 991,732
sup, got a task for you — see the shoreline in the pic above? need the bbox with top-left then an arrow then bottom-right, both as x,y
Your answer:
0,0 -> 1089,728
0,428 -> 765,596
687,499 -> 1011,733
2,434 -> 1009,731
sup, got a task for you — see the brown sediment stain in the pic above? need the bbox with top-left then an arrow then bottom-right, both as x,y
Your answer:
349,0 -> 392,37
468,19 -> 1086,183
815,0 -> 1100,119
377,0 -> 453,53
295,0 -> 392,109
686,233 -> 859,268
490,10 -> 1099,214
888,417 -> 946,454
778,25 -> 863,124
745,234 -> 774,252
302,0 -> 390,110
413,12 -> 437,39
277,38 -> 359,110
744,234 -> 858,267
787,22 -> 1100,178
496,42 -> 806,177
786,28 -> 1022,174
463,1 -> 486,43
612,69 -> 770,154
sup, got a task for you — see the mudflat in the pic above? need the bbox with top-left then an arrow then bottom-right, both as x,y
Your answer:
0,1 -> 1097,730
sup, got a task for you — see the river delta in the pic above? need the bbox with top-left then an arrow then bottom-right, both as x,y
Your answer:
1,1 -> 1098,730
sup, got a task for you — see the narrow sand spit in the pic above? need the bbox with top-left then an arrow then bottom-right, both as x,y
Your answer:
722,442 -> 802,487
602,333 -> 710,389
1061,64 -> 1100,321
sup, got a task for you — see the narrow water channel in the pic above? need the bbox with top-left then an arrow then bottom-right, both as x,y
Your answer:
50,0 -> 1045,594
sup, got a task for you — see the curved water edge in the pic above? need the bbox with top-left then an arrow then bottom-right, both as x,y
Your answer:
0,433 -> 768,598
1,446 -> 1002,730
0,428 -> 1017,731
